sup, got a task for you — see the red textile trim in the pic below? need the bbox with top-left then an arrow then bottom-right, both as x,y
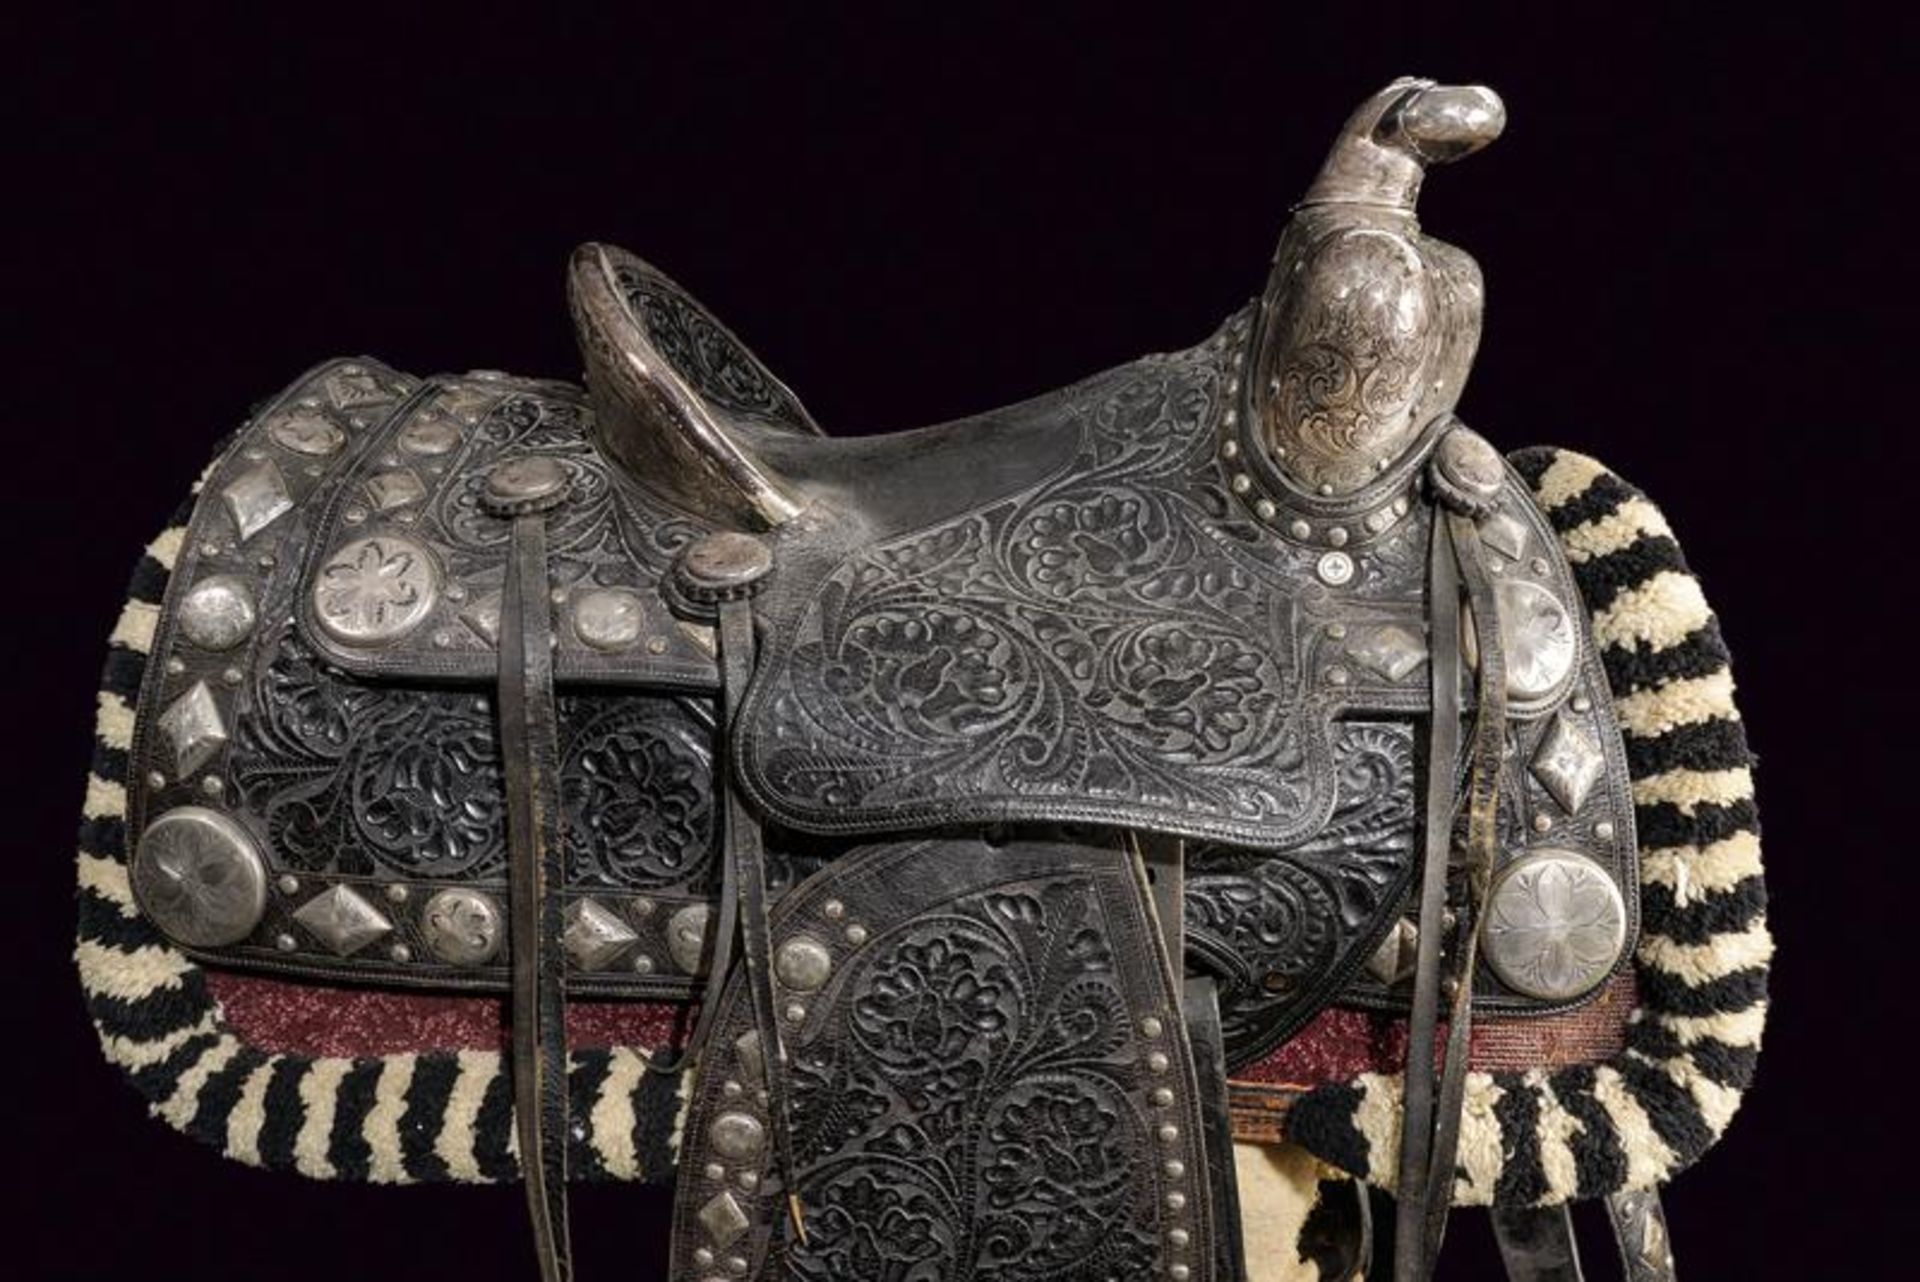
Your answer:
206,970 -> 690,1058
1229,973 -> 1636,1088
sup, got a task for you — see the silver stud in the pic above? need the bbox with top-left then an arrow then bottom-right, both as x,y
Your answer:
721,1080 -> 743,1099
1140,1016 -> 1164,1038
1532,813 -> 1554,833
1571,694 -> 1593,713
292,884 -> 393,956
1230,473 -> 1252,495
709,1112 -> 766,1161
200,776 -> 224,797
844,923 -> 869,945
1151,1087 -> 1174,1107
726,1256 -> 748,1276
1348,624 -> 1428,682
785,1002 -> 807,1024
1148,1051 -> 1170,1073
132,806 -> 268,948
733,1031 -> 766,1088
1172,1264 -> 1192,1280
1533,713 -> 1604,813
668,903 -> 712,975
645,635 -> 668,655
146,769 -> 167,790
1288,518 -> 1311,540
275,932 -> 297,952
1220,439 -> 1240,460
632,954 -> 655,975
702,1165 -> 724,1184
222,666 -> 242,686
1317,483 -> 1334,496
693,1248 -> 716,1267
178,576 -> 259,651
822,899 -> 845,920
776,937 -> 833,992
1167,1191 -> 1187,1210
573,588 -> 647,651
564,898 -> 639,970
221,462 -> 293,542
1327,525 -> 1349,548
277,874 -> 300,896
1595,820 -> 1616,841
736,1171 -> 759,1191
630,897 -> 655,918
1253,497 -> 1276,521
164,657 -> 185,676
386,883 -> 409,903
388,943 -> 412,963
1326,622 -> 1347,639
420,888 -> 503,966
157,680 -> 228,777
1158,1124 -> 1180,1143
1316,551 -> 1355,586
1168,1228 -> 1191,1248
342,505 -> 368,525
1326,665 -> 1350,686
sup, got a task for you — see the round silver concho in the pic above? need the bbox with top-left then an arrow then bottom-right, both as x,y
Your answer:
421,888 -> 504,966
667,903 -> 711,975
313,535 -> 440,646
1480,850 -> 1627,1001
132,806 -> 268,948
1467,577 -> 1577,703
572,588 -> 646,651
398,418 -> 462,456
774,936 -> 832,992
268,410 -> 346,457
678,532 -> 774,599
178,575 -> 258,651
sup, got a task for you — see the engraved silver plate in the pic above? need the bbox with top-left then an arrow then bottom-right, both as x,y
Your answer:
421,888 -> 503,966
132,806 -> 267,947
708,1112 -> 766,1161
313,535 -> 440,646
698,1191 -> 751,1249
1348,624 -> 1427,682
365,469 -> 426,511
1532,712 -> 1604,812
572,588 -> 646,651
1481,850 -> 1626,1000
667,903 -> 711,975
324,369 -> 392,409
267,409 -> 346,457
157,679 -> 228,777
221,461 -> 293,543
292,884 -> 393,956
564,898 -> 638,970
1469,577 -> 1578,703
177,575 -> 257,651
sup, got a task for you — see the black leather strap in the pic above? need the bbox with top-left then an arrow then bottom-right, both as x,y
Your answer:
1492,1204 -> 1587,1282
1395,510 -> 1509,1280
500,512 -> 572,1282
715,595 -> 803,1249
1184,975 -> 1245,1282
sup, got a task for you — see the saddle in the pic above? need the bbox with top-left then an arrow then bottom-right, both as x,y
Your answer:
79,78 -> 1769,1281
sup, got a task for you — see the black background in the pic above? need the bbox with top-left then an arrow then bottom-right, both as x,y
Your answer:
9,6 -> 1911,1278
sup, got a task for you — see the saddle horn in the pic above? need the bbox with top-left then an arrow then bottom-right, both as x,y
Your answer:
1250,78 -> 1504,498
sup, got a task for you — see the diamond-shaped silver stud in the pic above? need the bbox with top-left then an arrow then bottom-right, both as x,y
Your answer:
698,1191 -> 751,1249
292,884 -> 393,956
157,680 -> 228,777
222,462 -> 293,542
1479,510 -> 1529,562
1532,713 -> 1605,813
267,409 -> 346,457
564,898 -> 638,970
733,1030 -> 765,1088
461,592 -> 503,645
1348,624 -> 1427,682
365,469 -> 426,511
325,370 -> 392,409
1365,917 -> 1419,985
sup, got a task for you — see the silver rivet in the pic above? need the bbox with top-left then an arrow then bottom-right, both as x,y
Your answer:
222,666 -> 243,686
631,897 -> 655,918
645,635 -> 668,655
444,582 -> 468,603
1167,1191 -> 1187,1210
1230,473 -> 1252,495
1595,820 -> 1616,841
1140,1016 -> 1164,1038
632,954 -> 655,974
1533,813 -> 1553,833
1148,1052 -> 1170,1073
1488,557 -> 1506,574
1253,497 -> 1276,520
200,540 -> 221,558
386,883 -> 409,903
1393,496 -> 1410,516
1288,518 -> 1311,540
693,1248 -> 716,1268
277,875 -> 300,895
1159,1124 -> 1180,1143
1169,1228 -> 1191,1248
1326,665 -> 1350,686
146,770 -> 167,789
1151,1087 -> 1174,1106
549,587 -> 568,607
200,776 -> 224,797
1172,1264 -> 1192,1281
1328,526 -> 1350,548
722,1080 -> 742,1098
702,1164 -> 724,1183
165,657 -> 186,676
844,923 -> 869,945
823,899 -> 845,920
389,943 -> 411,963
1220,439 -> 1240,460
1326,622 -> 1347,639
1316,551 -> 1355,586
1165,1157 -> 1186,1177
785,1003 -> 807,1024
725,1257 -> 748,1276
1572,694 -> 1593,713
1317,483 -> 1334,496
1532,556 -> 1550,575
275,932 -> 297,952
1442,977 -> 1461,999
736,1171 -> 759,1191
343,505 -> 367,524
1224,409 -> 1238,428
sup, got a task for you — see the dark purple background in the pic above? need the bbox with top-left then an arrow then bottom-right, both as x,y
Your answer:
10,7 -> 1908,1278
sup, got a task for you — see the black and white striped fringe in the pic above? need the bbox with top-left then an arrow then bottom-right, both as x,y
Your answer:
74,490 -> 687,1186
1287,448 -> 1769,1208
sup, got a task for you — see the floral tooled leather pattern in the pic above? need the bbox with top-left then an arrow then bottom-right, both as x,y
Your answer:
744,338 -> 1344,849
